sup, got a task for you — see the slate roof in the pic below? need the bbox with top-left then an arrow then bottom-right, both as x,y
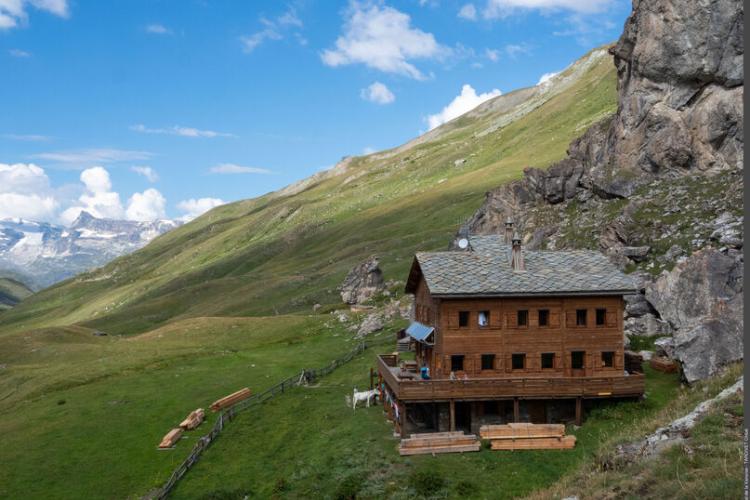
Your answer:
409,234 -> 637,297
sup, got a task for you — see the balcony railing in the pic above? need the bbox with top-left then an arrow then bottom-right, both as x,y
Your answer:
378,354 -> 645,402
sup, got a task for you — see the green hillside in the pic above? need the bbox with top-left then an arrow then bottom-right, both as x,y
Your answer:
0,277 -> 33,311
0,47 -> 641,499
0,48 -> 616,337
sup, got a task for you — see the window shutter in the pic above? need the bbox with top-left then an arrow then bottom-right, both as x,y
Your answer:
606,311 -> 617,327
549,311 -> 561,328
565,311 -> 576,328
506,312 -> 518,329
447,310 -> 458,329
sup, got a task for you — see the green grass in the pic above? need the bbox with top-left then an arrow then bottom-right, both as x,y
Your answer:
0,315 -> 364,499
168,350 -> 686,499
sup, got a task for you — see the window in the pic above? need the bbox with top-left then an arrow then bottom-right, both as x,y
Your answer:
458,311 -> 469,327
512,353 -> 526,370
541,353 -> 555,369
481,354 -> 495,370
478,310 -> 490,327
576,309 -> 587,326
517,310 -> 528,327
602,351 -> 614,367
451,355 -> 465,372
571,351 -> 585,370
596,308 -> 607,326
538,309 -> 549,327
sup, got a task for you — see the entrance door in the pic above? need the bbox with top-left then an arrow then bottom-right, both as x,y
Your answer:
455,402 -> 472,433
571,351 -> 586,376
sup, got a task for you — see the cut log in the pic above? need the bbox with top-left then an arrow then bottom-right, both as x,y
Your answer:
479,423 -> 565,440
490,435 -> 576,450
399,443 -> 481,456
179,408 -> 205,430
158,428 -> 183,449
210,388 -> 252,411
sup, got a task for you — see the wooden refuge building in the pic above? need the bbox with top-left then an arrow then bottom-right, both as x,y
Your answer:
378,224 -> 645,437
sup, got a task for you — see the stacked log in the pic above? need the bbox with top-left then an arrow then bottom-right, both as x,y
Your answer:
399,431 -> 481,456
210,388 -> 252,412
480,423 -> 576,451
158,428 -> 183,449
649,356 -> 678,373
179,408 -> 205,430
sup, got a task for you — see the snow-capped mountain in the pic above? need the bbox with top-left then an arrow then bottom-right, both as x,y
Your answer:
0,212 -> 181,289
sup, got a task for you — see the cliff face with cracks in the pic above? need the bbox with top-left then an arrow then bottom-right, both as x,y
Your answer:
466,0 -> 744,382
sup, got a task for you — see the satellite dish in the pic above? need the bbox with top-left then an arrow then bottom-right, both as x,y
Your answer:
458,238 -> 469,249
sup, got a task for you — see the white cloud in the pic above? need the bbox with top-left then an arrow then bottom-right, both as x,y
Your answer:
362,146 -> 376,155
131,166 -> 159,182
145,23 -> 171,35
59,167 -> 125,224
537,70 -> 560,85
504,43 -> 530,58
485,48 -> 500,62
0,163 -> 58,220
360,81 -> 395,104
321,2 -> 446,80
458,4 -> 477,20
2,133 -> 49,141
0,0 -> 69,30
241,7 -> 303,53
8,48 -> 30,57
426,84 -> 502,130
177,197 -> 226,221
209,163 -> 273,175
130,124 -> 235,138
483,0 -> 613,18
125,188 -> 166,221
32,148 -> 152,165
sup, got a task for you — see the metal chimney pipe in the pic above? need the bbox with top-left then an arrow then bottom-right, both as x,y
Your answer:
511,232 -> 525,271
504,217 -> 514,244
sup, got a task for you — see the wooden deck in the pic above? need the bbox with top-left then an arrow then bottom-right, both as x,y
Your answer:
378,354 -> 645,403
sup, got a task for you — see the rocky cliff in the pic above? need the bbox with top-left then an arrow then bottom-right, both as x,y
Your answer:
466,0 -> 744,382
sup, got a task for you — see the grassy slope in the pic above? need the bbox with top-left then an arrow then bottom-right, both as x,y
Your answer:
0,315 -> 366,499
168,349 -> 743,499
0,276 -> 33,310
0,49 -> 617,337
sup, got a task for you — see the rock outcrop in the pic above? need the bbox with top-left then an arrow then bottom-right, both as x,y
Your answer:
646,248 -> 743,383
464,0 -> 743,382
340,257 -> 385,305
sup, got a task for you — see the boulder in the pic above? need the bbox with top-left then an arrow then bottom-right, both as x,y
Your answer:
654,337 -> 675,359
340,256 -> 385,304
646,248 -> 743,383
357,313 -> 384,338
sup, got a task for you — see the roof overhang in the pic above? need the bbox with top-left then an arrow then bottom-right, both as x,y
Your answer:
405,321 -> 435,345
404,257 -> 424,295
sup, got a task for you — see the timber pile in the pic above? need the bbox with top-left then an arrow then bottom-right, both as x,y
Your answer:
158,428 -> 183,449
649,356 -> 677,373
179,408 -> 205,430
399,431 -> 481,456
480,423 -> 576,451
210,388 -> 252,412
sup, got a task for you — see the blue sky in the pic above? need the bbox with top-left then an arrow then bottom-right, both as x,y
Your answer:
0,0 -> 630,224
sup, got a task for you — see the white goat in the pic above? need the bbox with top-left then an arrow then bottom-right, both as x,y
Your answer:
352,388 -> 378,410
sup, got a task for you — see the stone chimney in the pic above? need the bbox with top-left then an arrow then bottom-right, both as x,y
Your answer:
511,232 -> 525,271
504,217 -> 514,244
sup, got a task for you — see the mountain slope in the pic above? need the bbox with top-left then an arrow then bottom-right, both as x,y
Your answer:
0,212 -> 180,289
0,277 -> 33,311
0,47 -> 617,337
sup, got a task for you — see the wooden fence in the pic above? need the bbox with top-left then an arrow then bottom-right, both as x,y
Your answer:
147,341 -> 368,499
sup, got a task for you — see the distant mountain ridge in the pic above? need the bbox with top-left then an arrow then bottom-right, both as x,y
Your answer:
0,212 -> 180,288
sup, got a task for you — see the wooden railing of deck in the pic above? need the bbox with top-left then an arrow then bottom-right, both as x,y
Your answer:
377,355 -> 645,402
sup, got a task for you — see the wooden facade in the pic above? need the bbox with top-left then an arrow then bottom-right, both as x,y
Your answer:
414,276 -> 626,380
380,267 -> 644,436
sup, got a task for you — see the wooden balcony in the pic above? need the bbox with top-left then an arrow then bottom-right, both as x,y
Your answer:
378,354 -> 645,403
